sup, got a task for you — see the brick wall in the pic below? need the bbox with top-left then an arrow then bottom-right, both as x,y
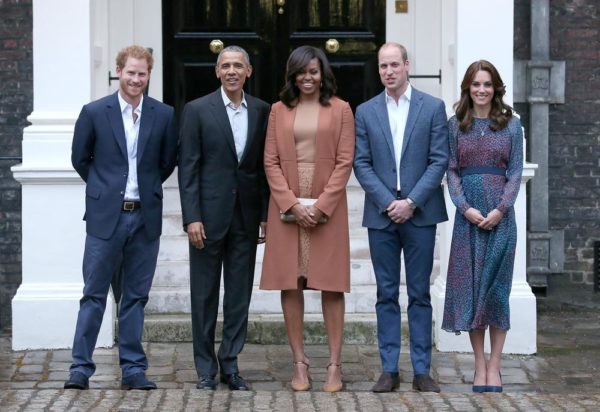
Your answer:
514,0 -> 600,285
0,0 -> 32,331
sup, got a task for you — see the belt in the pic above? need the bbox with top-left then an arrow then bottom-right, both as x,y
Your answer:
122,201 -> 141,211
460,166 -> 506,177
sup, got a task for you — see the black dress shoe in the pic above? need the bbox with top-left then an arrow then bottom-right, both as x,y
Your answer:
121,372 -> 157,390
372,372 -> 400,392
220,373 -> 249,390
197,375 -> 217,390
412,374 -> 440,393
64,371 -> 89,390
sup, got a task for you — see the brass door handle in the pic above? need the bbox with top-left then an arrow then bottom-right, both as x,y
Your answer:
277,0 -> 285,14
209,39 -> 224,54
325,39 -> 340,54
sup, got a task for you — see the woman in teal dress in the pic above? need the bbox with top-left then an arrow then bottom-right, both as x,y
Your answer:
442,60 -> 523,393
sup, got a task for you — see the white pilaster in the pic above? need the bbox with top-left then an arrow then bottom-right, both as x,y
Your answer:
454,0 -> 515,105
11,0 -> 113,349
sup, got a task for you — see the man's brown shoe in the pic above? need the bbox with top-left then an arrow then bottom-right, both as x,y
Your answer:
412,374 -> 440,392
372,372 -> 400,392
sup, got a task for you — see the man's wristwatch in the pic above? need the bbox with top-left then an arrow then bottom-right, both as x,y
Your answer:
406,198 -> 417,210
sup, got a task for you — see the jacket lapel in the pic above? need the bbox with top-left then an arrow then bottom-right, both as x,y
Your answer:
136,97 -> 155,163
373,92 -> 396,161
282,105 -> 300,194
209,90 -> 237,160
106,92 -> 127,159
402,88 -> 423,157
239,96 -> 256,165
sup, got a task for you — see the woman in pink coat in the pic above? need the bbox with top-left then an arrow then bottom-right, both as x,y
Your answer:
260,45 -> 355,392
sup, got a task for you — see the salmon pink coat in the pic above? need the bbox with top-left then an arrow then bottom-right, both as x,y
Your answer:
260,97 -> 355,292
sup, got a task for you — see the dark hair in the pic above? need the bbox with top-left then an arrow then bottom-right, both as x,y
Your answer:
279,45 -> 337,108
454,60 -> 513,132
216,45 -> 250,67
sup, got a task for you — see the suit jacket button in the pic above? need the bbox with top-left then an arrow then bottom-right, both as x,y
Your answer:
232,189 -> 237,194
120,191 -> 124,195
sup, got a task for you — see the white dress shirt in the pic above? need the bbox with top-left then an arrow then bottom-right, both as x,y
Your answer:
221,86 -> 248,162
385,83 -> 412,191
118,92 -> 142,201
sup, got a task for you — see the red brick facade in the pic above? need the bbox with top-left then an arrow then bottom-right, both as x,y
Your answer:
0,0 -> 32,331
514,0 -> 600,285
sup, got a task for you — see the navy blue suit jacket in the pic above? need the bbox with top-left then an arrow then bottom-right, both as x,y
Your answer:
71,92 -> 178,240
353,88 -> 449,228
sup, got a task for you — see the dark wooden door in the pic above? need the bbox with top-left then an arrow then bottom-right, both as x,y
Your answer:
163,0 -> 385,116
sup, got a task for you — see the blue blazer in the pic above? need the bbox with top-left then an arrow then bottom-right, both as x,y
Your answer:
353,87 -> 449,228
71,92 -> 178,240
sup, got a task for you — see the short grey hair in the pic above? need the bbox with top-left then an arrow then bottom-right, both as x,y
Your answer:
216,45 -> 251,67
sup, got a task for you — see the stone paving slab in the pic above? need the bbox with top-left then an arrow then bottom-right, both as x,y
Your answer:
1,336 -> 599,410
1,389 -> 599,411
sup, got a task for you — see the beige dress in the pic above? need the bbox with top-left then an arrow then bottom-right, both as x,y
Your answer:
293,101 -> 319,280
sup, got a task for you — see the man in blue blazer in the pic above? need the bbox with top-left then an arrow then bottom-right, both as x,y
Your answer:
354,43 -> 448,393
65,45 -> 178,390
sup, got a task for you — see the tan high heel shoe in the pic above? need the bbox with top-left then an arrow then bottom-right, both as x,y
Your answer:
291,360 -> 311,391
323,363 -> 343,392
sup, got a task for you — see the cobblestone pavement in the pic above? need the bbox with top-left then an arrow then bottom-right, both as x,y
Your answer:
1,287 -> 599,411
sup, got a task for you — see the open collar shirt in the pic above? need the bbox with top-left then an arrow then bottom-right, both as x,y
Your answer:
118,92 -> 143,201
385,83 -> 412,191
221,86 -> 248,162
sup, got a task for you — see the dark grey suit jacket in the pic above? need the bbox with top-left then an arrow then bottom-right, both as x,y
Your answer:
178,89 -> 270,241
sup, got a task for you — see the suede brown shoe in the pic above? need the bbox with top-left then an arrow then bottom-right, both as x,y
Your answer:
372,372 -> 400,392
412,374 -> 440,393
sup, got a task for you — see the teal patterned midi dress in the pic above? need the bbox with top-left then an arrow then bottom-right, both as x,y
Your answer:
442,115 -> 523,333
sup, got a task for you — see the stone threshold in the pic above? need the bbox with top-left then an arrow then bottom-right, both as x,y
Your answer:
141,313 -> 411,345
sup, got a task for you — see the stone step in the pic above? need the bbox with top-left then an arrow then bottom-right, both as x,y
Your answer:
157,232 -> 443,266
142,313 -> 411,346
161,211 -> 367,237
152,257 -> 380,288
155,240 -> 439,283
161,169 -> 367,214
147,285 -> 385,314
152,258 -> 439,289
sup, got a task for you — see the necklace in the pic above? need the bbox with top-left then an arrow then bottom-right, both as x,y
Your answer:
473,120 -> 488,137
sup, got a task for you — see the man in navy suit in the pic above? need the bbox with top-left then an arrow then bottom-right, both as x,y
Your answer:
65,45 -> 178,390
354,43 -> 448,393
178,46 -> 270,391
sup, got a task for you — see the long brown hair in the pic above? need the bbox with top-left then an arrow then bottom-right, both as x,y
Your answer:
279,45 -> 337,108
454,60 -> 513,132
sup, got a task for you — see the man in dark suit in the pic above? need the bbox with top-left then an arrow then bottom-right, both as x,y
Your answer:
354,43 -> 449,393
178,45 -> 270,391
65,45 -> 178,390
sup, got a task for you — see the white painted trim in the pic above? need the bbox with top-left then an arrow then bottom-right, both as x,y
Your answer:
12,283 -> 114,350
